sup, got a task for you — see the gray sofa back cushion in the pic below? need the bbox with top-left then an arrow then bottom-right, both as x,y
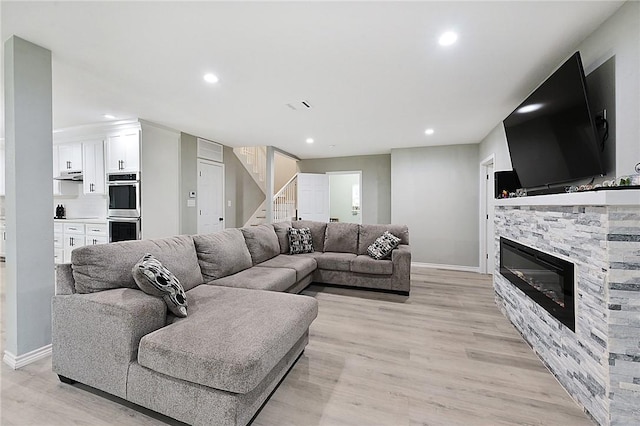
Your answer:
358,224 -> 410,255
72,235 -> 203,294
271,221 -> 292,254
324,222 -> 359,253
193,229 -> 253,281
292,220 -> 326,252
241,225 -> 281,265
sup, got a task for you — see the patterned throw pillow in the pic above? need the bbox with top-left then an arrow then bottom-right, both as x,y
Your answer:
288,227 -> 314,254
367,231 -> 401,260
132,253 -> 188,317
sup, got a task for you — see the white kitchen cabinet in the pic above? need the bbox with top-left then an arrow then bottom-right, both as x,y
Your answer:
83,140 -> 106,195
106,132 -> 140,173
55,221 -> 108,263
57,143 -> 82,172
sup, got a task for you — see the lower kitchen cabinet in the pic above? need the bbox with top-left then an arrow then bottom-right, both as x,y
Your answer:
55,221 -> 108,264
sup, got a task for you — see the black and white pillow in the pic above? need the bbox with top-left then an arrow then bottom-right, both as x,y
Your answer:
132,253 -> 188,317
367,231 -> 401,260
288,227 -> 314,254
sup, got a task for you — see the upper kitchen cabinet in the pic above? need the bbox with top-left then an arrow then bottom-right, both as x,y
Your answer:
83,140 -> 105,195
106,132 -> 140,173
57,143 -> 82,173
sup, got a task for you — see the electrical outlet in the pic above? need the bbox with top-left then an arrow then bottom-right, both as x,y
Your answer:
227,200 -> 232,207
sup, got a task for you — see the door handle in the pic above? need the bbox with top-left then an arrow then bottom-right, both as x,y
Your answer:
218,218 -> 224,221
66,161 -> 71,169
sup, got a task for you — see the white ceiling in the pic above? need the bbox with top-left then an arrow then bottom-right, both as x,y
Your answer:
1,1 -> 624,159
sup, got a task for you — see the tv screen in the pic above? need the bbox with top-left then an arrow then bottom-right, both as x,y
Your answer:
503,52 -> 604,190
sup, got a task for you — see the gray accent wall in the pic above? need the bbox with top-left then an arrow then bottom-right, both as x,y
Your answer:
180,133 -> 198,234
4,36 -> 54,357
391,144 -> 479,267
298,154 -> 391,224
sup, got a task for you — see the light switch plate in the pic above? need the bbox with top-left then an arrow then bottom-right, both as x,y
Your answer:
187,199 -> 196,207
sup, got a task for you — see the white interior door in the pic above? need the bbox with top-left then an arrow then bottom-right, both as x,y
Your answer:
197,160 -> 225,234
296,173 -> 330,222
484,161 -> 495,274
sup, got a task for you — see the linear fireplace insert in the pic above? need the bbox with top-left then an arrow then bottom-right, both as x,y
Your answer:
500,238 -> 575,331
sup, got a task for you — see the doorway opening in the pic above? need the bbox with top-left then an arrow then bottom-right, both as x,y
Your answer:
479,155 -> 495,275
327,171 -> 362,224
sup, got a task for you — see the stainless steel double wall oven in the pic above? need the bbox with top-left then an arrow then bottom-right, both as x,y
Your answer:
107,172 -> 141,242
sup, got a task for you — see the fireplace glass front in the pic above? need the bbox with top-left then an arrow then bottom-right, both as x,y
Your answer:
500,238 -> 575,331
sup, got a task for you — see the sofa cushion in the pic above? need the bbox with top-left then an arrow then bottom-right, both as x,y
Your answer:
358,224 -> 409,255
132,254 -> 188,317
324,222 -> 359,253
292,221 -> 326,252
288,228 -> 314,254
138,285 -> 318,394
272,221 -> 292,254
241,225 -> 281,265
209,266 -> 296,292
315,252 -> 357,272
72,235 -> 203,294
367,231 -> 401,260
193,229 -> 253,281
351,255 -> 394,275
258,254 -> 317,281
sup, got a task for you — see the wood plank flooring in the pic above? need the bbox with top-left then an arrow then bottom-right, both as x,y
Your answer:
0,267 -> 593,425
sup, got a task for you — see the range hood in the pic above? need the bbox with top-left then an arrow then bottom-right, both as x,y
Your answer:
54,170 -> 83,181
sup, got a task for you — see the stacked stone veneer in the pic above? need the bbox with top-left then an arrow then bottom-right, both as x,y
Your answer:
494,205 -> 640,426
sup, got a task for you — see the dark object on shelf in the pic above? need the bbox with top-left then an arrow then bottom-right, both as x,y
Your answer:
495,170 -> 521,198
55,204 -> 66,219
590,185 -> 640,192
503,52 -> 604,191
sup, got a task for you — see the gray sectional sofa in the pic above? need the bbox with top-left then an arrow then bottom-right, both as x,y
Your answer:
52,221 -> 410,425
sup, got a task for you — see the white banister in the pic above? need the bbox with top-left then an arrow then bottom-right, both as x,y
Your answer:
272,174 -> 297,223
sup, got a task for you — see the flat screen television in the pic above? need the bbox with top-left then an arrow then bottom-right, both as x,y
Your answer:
503,52 -> 604,191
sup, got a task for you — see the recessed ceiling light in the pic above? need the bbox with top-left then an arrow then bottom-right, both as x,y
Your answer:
306,138 -> 314,144
103,114 -> 116,119
425,128 -> 435,135
203,73 -> 219,84
517,103 -> 543,114
438,31 -> 458,46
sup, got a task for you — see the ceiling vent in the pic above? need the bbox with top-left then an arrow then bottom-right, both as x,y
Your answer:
286,100 -> 312,110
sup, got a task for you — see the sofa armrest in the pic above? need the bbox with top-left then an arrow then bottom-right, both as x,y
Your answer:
55,263 -> 75,295
52,288 -> 166,398
391,244 -> 411,293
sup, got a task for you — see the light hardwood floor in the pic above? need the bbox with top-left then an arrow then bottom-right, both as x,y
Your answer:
0,267 -> 593,425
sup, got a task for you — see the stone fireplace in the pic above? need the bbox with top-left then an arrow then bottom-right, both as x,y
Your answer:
494,191 -> 640,426
500,237 -> 575,331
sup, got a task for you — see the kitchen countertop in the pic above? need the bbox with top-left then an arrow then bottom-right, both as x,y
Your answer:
54,218 -> 107,223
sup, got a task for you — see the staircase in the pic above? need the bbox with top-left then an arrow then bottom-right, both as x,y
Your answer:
233,146 -> 266,193
233,146 -> 298,226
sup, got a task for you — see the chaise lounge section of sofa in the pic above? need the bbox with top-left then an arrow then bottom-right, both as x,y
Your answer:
52,221 -> 410,425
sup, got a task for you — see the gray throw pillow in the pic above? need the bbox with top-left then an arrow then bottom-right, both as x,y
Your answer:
132,253 -> 187,317
367,231 -> 401,260
288,227 -> 314,254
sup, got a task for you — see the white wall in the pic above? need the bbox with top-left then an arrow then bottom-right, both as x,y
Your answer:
140,121 -> 181,239
479,1 -> 640,179
391,144 -> 479,267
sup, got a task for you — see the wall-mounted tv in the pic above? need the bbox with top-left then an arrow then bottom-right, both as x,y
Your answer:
503,52 -> 604,191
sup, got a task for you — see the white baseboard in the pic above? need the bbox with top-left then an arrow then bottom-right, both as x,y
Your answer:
411,262 -> 480,274
3,344 -> 52,370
